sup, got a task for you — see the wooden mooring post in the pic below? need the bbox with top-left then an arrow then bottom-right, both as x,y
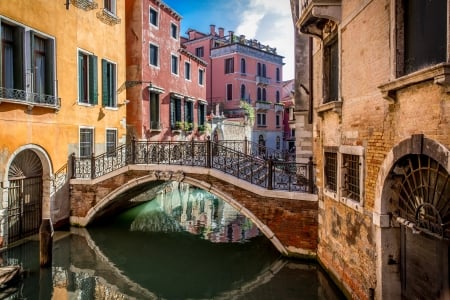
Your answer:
39,219 -> 53,267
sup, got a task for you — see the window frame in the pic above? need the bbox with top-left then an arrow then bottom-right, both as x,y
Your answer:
195,46 -> 204,58
224,57 -> 234,74
240,58 -> 246,74
170,22 -> 178,40
101,58 -> 117,108
198,68 -> 205,86
149,90 -> 161,130
226,83 -> 232,101
104,0 -> 116,15
149,43 -> 159,67
170,95 -> 182,129
171,54 -> 179,75
149,6 -> 159,27
323,35 -> 339,104
184,61 -> 191,81
257,113 -> 267,127
77,49 -> 98,105
79,127 -> 94,158
106,128 -> 117,156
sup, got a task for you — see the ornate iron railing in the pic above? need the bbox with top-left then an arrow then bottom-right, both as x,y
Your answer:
0,87 -> 60,109
71,139 -> 316,193
217,139 -> 294,161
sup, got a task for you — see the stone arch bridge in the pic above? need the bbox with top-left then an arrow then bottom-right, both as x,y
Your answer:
68,140 -> 318,257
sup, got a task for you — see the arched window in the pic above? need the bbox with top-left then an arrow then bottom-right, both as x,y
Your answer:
276,67 -> 280,82
257,62 -> 262,76
257,87 -> 262,101
240,58 -> 246,74
240,84 -> 246,100
276,91 -> 280,103
262,88 -> 267,101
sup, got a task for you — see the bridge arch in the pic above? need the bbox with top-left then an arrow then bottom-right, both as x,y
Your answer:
72,170 -> 289,255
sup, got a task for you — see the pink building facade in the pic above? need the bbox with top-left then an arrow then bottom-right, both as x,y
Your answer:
183,26 -> 285,151
125,0 -> 208,141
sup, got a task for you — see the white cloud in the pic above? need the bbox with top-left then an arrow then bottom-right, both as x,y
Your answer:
234,0 -> 295,80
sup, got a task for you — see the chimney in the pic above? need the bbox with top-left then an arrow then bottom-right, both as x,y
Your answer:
210,24 -> 216,35
218,27 -> 224,38
228,30 -> 234,42
188,29 -> 196,40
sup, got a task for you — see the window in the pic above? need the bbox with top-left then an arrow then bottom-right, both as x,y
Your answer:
102,59 -> 116,107
262,88 -> 267,101
324,149 -> 337,193
276,136 -> 280,150
262,64 -> 266,77
80,127 -> 94,158
225,58 -> 234,74
198,69 -> 204,85
198,102 -> 206,127
104,0 -> 116,14
257,88 -> 261,101
170,96 -> 182,129
78,51 -> 98,104
0,22 -> 56,104
195,47 -> 204,57
399,0 -> 446,76
342,154 -> 360,201
276,90 -> 280,103
276,114 -> 280,128
257,63 -> 262,76
149,44 -> 159,67
149,91 -> 160,130
226,84 -> 232,101
106,129 -> 117,155
240,84 -> 246,100
184,62 -> 191,80
324,37 -> 338,103
257,113 -> 266,126
171,55 -> 178,75
171,23 -> 178,39
240,58 -> 246,74
276,67 -> 280,82
184,99 -> 194,126
149,7 -> 158,27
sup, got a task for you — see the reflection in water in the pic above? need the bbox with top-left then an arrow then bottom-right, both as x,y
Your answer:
0,182 -> 344,299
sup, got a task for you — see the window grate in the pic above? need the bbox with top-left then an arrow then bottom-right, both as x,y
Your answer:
324,151 -> 337,192
342,154 -> 360,201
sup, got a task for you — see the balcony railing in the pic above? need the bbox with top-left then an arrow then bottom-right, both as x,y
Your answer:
297,0 -> 341,39
0,87 -> 60,110
71,0 -> 98,11
256,76 -> 270,86
255,101 -> 271,111
274,103 -> 284,113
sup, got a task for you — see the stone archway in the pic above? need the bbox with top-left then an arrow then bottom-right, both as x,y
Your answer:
3,145 -> 53,246
375,135 -> 450,299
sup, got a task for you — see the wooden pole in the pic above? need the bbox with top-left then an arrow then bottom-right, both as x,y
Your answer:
39,219 -> 53,267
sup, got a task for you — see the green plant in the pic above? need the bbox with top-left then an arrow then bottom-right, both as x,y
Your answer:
240,101 -> 255,125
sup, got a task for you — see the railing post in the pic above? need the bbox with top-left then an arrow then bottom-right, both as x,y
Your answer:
206,136 -> 211,168
131,137 -> 136,164
70,153 -> 76,179
267,156 -> 273,190
308,156 -> 315,193
90,152 -> 95,179
244,136 -> 248,155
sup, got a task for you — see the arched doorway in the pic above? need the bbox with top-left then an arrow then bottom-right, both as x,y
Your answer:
378,137 -> 450,299
391,154 -> 449,298
7,150 -> 43,244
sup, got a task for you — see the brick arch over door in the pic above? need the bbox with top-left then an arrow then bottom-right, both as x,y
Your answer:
375,134 -> 450,299
73,173 -> 290,256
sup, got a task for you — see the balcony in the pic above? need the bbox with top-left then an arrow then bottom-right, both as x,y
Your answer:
274,103 -> 284,113
71,0 -> 98,11
297,0 -> 341,39
96,8 -> 121,25
256,76 -> 270,86
0,87 -> 60,111
255,101 -> 271,111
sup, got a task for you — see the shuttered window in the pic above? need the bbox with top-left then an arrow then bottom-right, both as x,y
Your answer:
101,59 -> 116,107
78,51 -> 98,105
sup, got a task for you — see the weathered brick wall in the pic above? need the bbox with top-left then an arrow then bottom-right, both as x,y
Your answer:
71,170 -> 318,256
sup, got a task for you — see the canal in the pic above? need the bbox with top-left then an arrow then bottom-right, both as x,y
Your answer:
1,182 -> 344,299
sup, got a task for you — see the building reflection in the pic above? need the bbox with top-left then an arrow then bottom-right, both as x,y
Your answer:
130,181 -> 260,243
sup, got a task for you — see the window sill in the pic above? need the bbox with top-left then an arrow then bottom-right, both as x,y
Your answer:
317,99 -> 342,118
340,196 -> 364,213
378,63 -> 450,102
96,8 -> 121,25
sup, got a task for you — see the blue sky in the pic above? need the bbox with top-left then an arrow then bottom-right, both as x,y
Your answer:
163,0 -> 295,80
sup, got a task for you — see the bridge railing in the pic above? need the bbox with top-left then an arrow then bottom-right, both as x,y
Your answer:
218,139 -> 295,161
71,139 -> 316,193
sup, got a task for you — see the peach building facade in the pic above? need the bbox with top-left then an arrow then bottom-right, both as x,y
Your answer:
125,0 -> 208,141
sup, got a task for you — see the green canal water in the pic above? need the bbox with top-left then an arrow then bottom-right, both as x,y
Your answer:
0,183 -> 345,299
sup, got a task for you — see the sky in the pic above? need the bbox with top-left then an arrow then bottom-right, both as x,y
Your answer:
162,0 -> 295,80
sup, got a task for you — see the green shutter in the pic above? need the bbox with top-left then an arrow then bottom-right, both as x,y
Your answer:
14,27 -> 24,90
89,55 -> 97,105
101,59 -> 107,106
